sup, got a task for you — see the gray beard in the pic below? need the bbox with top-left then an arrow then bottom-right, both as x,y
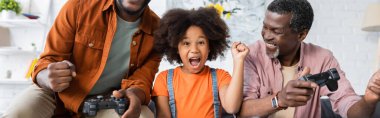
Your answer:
267,48 -> 279,59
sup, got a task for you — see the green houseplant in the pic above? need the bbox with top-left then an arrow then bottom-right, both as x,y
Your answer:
0,0 -> 21,19
0,0 -> 21,14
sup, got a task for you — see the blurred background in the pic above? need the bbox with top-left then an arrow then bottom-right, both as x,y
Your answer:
0,0 -> 379,114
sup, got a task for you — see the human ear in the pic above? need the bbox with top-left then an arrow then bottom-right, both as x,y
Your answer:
298,29 -> 309,42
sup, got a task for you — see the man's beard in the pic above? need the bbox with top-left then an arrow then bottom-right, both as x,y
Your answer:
117,0 -> 150,15
266,48 -> 279,59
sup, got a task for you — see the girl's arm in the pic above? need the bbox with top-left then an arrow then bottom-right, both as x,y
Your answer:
219,42 -> 249,114
153,96 -> 172,118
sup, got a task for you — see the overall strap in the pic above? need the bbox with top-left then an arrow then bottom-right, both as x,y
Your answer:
211,68 -> 220,118
167,69 -> 176,118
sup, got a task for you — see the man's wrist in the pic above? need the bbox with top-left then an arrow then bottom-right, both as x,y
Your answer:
272,92 -> 288,110
363,93 -> 378,109
127,88 -> 145,104
36,69 -> 52,91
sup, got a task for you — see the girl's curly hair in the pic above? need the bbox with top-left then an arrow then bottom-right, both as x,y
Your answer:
154,7 -> 229,64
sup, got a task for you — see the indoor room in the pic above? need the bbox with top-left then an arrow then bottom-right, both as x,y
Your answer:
0,0 -> 380,117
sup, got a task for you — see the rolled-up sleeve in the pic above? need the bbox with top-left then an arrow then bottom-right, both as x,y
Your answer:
31,0 -> 78,87
321,53 -> 361,118
121,52 -> 162,104
243,52 -> 261,100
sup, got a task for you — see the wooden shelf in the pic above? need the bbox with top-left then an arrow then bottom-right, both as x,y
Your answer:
0,79 -> 32,84
0,47 -> 36,56
0,19 -> 44,28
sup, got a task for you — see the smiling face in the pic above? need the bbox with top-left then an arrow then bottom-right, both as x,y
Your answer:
117,0 -> 149,15
261,11 -> 301,59
178,26 -> 210,74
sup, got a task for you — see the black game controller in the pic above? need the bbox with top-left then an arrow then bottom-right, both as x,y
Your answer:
299,68 -> 340,91
82,95 -> 129,117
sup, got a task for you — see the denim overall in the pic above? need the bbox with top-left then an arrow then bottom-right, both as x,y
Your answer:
167,68 -> 220,118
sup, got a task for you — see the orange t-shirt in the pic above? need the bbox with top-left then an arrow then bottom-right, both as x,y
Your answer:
152,66 -> 231,118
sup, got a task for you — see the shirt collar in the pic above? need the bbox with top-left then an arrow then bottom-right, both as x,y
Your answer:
102,0 -> 114,12
298,42 -> 305,68
103,1 -> 156,35
137,6 -> 156,35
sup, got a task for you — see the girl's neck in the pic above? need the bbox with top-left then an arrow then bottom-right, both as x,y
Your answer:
180,65 -> 207,75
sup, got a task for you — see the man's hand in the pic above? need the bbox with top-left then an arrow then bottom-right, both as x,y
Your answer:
113,89 -> 142,118
277,67 -> 318,107
36,60 -> 76,92
364,70 -> 380,105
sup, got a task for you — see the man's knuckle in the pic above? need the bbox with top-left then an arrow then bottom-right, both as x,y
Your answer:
47,63 -> 55,69
303,96 -> 309,101
305,89 -> 312,94
50,78 -> 57,83
48,73 -> 53,78
286,96 -> 292,100
51,86 -> 58,91
67,77 -> 73,81
294,81 -> 301,87
48,71 -> 56,77
286,89 -> 293,94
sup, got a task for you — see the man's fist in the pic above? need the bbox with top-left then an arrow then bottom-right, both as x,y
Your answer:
277,67 -> 318,107
113,89 -> 141,118
364,70 -> 380,104
37,60 -> 76,92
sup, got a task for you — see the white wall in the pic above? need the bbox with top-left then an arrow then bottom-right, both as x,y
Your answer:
0,0 -> 67,113
1,0 -> 379,113
149,0 -> 166,17
307,0 -> 380,94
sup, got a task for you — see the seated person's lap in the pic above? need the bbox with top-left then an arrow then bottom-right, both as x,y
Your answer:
86,106 -> 153,118
3,84 -> 55,118
3,84 -> 153,118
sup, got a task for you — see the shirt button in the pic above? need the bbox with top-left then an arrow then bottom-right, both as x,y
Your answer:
130,64 -> 135,67
132,41 -> 137,46
88,43 -> 94,47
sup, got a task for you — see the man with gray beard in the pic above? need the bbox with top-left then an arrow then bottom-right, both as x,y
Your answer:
240,0 -> 380,118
